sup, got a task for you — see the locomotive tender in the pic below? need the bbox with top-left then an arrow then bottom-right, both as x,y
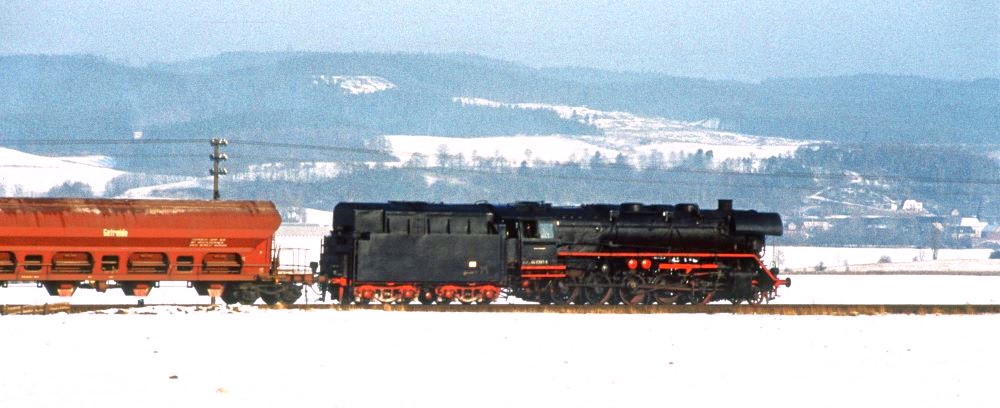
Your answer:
320,199 -> 788,305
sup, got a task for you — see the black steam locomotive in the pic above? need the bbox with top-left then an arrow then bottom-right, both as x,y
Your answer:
319,199 -> 788,305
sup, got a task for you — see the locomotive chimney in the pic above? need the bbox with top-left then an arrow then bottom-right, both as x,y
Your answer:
718,199 -> 733,213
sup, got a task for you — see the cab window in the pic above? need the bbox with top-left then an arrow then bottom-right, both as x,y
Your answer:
522,221 -> 538,239
538,221 -> 555,239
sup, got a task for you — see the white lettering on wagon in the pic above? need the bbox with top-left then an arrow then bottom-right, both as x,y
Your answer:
189,238 -> 228,247
102,228 -> 128,237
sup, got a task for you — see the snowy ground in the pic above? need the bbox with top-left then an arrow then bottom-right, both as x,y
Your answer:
1,305 -> 997,408
0,147 -> 124,196
767,246 -> 995,273
3,242 -> 999,407
384,97 -> 810,169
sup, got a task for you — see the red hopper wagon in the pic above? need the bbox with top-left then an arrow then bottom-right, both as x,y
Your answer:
0,198 -> 311,304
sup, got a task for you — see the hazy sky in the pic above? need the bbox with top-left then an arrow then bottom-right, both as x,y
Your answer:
1,0 -> 996,81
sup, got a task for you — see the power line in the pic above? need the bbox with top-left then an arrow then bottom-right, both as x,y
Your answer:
2,138 -> 205,145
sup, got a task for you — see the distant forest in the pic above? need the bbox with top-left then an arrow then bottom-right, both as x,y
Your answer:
3,53 -> 999,247
3,53 -> 997,164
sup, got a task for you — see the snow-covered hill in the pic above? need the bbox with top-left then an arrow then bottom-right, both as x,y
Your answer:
0,147 -> 124,196
117,178 -> 206,198
311,75 -> 396,94
383,98 -> 814,168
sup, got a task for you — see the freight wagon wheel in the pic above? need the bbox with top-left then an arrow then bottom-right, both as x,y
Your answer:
279,285 -> 302,304
581,273 -> 613,305
221,287 -> 240,305
261,293 -> 280,306
650,275 -> 680,305
617,272 -> 648,305
237,289 -> 260,305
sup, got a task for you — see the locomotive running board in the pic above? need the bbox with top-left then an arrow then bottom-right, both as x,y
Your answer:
557,251 -> 789,288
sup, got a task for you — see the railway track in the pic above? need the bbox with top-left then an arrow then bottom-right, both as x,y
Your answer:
3,303 -> 1000,316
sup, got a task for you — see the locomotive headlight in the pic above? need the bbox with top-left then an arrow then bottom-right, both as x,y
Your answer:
468,260 -> 478,268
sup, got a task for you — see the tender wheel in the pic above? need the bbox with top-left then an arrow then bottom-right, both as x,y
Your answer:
617,272 -> 648,305
581,272 -> 614,305
651,275 -> 680,305
457,290 -> 478,305
418,287 -> 436,305
374,289 -> 398,304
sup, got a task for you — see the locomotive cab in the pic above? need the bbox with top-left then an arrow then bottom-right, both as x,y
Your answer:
516,219 -> 558,267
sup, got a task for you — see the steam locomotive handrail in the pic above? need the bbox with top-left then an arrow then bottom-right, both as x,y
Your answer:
558,251 -> 766,258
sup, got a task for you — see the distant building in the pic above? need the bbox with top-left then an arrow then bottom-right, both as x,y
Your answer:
959,217 -> 988,238
802,220 -> 833,231
984,225 -> 1000,240
900,199 -> 924,213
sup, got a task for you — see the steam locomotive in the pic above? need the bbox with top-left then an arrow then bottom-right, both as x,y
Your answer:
319,199 -> 788,305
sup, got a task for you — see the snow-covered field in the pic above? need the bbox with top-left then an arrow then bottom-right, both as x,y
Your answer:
2,240 -> 998,407
3,225 -> 998,407
384,97 -> 811,169
311,74 -> 396,94
0,147 -> 124,195
1,304 -> 997,408
768,246 -> 995,272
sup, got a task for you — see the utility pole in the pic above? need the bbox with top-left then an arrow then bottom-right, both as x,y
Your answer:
210,138 -> 228,200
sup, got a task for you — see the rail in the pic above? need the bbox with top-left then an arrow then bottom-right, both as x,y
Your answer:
3,303 -> 999,316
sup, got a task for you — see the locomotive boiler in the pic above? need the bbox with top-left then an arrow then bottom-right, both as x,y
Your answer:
319,199 -> 788,305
